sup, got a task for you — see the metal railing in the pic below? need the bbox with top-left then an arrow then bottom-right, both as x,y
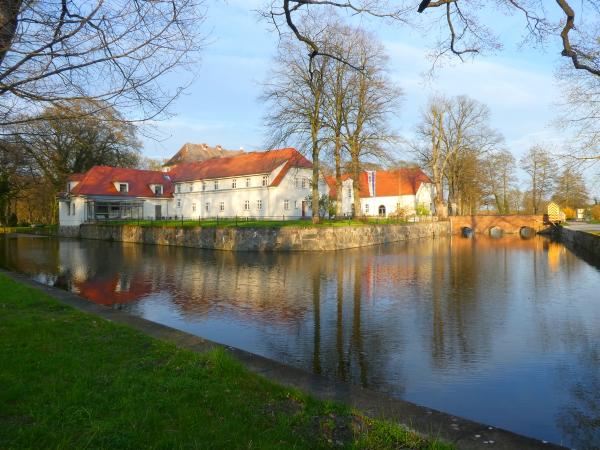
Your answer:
85,214 -> 437,227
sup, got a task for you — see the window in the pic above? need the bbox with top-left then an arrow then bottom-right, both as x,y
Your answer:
177,199 -> 181,208
71,203 -> 76,215
189,184 -> 193,192
347,188 -> 352,199
245,178 -> 250,188
192,203 -> 196,212
295,178 -> 300,188
284,200 -> 289,211
176,184 -> 181,193
262,175 -> 268,187
154,185 -> 163,195
214,180 -> 219,190
365,204 -> 369,213
202,182 -> 206,191
301,178 -> 306,189
119,183 -> 128,193
220,201 -> 225,212
205,202 -> 210,212
294,200 -> 299,210
232,179 -> 237,189
257,200 -> 262,210
244,200 -> 250,211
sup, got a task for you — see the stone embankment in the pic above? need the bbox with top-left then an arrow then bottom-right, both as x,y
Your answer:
59,221 -> 449,251
559,225 -> 600,257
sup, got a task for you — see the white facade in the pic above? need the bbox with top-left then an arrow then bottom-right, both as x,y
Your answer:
172,166 -> 314,219
58,154 -> 323,226
338,178 -> 436,217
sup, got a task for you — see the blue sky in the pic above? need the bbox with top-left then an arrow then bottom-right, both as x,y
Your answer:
140,1 -> 597,196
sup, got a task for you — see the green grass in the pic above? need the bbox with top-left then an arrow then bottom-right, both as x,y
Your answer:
96,217 -> 413,228
0,225 -> 58,235
0,273 -> 451,450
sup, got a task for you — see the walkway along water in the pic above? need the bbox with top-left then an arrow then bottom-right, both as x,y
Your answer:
1,268 -> 565,450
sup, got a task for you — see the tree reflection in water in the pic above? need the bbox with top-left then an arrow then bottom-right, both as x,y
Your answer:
1,234 -> 600,447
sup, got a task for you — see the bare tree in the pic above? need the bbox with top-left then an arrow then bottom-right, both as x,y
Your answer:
520,145 -> 558,214
552,166 -> 589,208
12,99 -> 140,221
558,66 -> 600,162
339,30 -> 402,216
262,1 -> 600,78
481,149 -> 518,214
0,0 -> 206,128
261,24 -> 331,223
415,95 -> 501,217
263,20 -> 401,221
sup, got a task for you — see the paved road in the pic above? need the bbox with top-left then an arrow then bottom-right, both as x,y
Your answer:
565,221 -> 600,232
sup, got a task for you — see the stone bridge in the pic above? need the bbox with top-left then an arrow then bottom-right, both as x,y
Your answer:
449,215 -> 547,235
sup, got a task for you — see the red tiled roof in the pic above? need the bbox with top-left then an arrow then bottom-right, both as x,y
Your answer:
169,148 -> 312,184
69,166 -> 173,198
326,168 -> 430,198
68,173 -> 85,181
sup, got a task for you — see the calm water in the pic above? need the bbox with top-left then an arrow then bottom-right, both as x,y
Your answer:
2,234 -> 600,448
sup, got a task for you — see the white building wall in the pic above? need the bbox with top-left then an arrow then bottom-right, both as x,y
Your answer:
336,178 -> 436,217
58,197 -> 86,226
268,167 -> 312,218
415,183 -> 436,214
141,198 -> 172,219
171,166 -> 316,220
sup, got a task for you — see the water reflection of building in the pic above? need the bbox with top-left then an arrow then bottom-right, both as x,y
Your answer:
5,234 -> 600,447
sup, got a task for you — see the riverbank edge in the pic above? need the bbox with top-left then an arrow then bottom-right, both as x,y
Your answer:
559,225 -> 600,258
1,268 -> 564,450
58,221 -> 449,251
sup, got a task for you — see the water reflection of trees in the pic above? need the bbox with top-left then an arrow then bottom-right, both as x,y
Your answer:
3,235 -> 600,446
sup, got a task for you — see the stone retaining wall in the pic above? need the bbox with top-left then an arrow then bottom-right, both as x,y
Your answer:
559,226 -> 600,256
59,221 -> 450,251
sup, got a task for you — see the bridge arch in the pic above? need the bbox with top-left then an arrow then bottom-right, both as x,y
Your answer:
489,226 -> 504,238
519,226 -> 535,239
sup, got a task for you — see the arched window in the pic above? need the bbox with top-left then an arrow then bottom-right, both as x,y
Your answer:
378,205 -> 386,217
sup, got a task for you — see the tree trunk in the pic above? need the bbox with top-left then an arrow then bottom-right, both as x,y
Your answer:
0,0 -> 21,67
311,141 -> 320,224
350,142 -> 361,217
334,134 -> 343,217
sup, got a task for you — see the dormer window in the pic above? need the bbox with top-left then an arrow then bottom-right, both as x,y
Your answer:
119,183 -> 128,193
262,175 -> 268,187
154,185 -> 163,195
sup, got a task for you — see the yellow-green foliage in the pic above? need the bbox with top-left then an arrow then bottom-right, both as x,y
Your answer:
563,207 -> 576,220
591,205 -> 600,221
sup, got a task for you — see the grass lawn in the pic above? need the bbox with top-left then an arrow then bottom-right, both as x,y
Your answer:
0,273 -> 450,449
0,225 -> 57,235
96,217 -> 414,228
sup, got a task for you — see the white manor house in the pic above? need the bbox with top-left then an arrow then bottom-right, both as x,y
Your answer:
58,145 -> 435,227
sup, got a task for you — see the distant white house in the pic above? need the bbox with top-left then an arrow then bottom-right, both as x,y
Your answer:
58,148 -> 318,227
326,168 -> 435,217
